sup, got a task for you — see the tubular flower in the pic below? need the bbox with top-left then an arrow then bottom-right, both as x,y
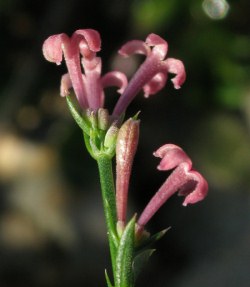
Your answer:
43,30 -> 185,118
42,29 -> 128,111
112,33 -> 186,117
137,144 -> 208,231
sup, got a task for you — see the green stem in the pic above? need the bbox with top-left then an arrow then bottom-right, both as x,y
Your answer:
97,156 -> 118,282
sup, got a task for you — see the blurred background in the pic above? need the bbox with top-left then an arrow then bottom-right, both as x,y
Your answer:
0,0 -> 250,286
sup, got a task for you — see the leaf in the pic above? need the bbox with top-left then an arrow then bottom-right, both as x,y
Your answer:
115,216 -> 136,287
105,270 -> 114,287
133,249 -> 155,280
136,227 -> 170,253
66,96 -> 90,134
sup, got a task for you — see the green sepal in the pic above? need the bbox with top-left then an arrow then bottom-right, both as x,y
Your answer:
115,216 -> 136,287
136,227 -> 170,253
105,270 -> 114,287
133,249 -> 155,281
83,132 -> 96,159
83,123 -> 117,160
66,96 -> 90,135
132,111 -> 141,121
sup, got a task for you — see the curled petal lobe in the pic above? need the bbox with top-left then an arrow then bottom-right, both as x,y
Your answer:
143,72 -> 167,98
42,33 -> 68,65
164,58 -> 186,89
74,29 -> 101,54
119,40 -> 150,57
181,170 -> 208,206
153,144 -> 192,171
145,33 -> 168,60
101,71 -> 128,94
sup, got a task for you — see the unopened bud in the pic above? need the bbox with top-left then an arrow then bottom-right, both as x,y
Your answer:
88,110 -> 98,129
97,108 -> 110,131
104,123 -> 119,149
116,118 -> 140,223
116,220 -> 125,237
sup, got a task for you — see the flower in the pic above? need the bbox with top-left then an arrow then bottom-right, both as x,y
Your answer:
137,144 -> 208,231
42,29 -> 127,111
43,30 -> 186,118
112,33 -> 186,117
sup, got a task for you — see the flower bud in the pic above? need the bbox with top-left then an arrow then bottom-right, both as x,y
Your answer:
116,118 -> 140,224
104,123 -> 119,149
89,110 -> 98,129
97,108 -> 110,131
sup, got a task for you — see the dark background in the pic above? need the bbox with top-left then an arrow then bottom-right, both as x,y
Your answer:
0,0 -> 250,286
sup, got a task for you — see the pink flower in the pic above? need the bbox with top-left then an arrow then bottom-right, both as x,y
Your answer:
43,30 -> 186,117
137,144 -> 208,231
112,33 -> 186,117
42,29 -> 127,111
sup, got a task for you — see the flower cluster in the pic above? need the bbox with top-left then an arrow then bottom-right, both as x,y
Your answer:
43,29 -> 208,236
43,29 -> 208,286
42,29 -> 185,118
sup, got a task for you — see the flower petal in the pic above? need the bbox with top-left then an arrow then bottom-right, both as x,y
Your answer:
74,29 -> 101,53
119,40 -> 150,57
164,58 -> 186,89
143,72 -> 167,98
145,33 -> 168,60
101,71 -> 128,94
42,33 -> 69,65
153,144 -> 192,171
60,73 -> 72,97
181,170 -> 208,206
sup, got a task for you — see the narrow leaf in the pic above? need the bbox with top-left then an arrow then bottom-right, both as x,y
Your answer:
66,96 -> 90,134
133,249 -> 155,280
115,216 -> 136,287
136,227 -> 170,253
105,269 -> 114,287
